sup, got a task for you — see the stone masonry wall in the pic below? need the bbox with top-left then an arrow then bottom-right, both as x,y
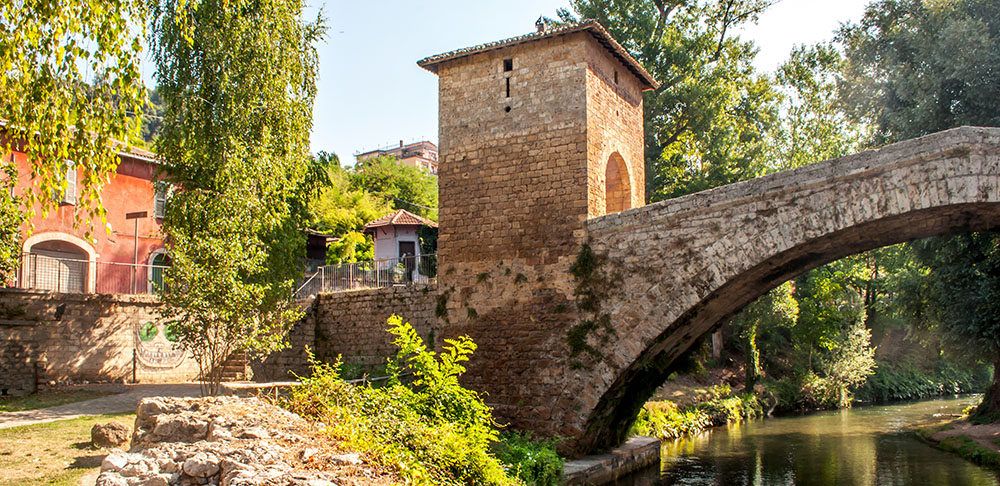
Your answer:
585,34 -> 645,217
0,289 -> 199,396
437,32 -> 590,266
312,285 -> 438,370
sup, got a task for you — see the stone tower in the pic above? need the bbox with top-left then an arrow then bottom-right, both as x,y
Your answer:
417,20 -> 657,441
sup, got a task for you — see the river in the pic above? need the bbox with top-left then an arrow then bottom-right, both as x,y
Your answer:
613,395 -> 999,485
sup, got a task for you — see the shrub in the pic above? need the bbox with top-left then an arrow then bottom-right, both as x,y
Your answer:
631,387 -> 761,440
285,316 -> 519,485
493,431 -> 564,486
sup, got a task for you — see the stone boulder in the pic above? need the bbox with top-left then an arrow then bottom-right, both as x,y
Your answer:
92,421 -> 133,449
94,396 -> 398,485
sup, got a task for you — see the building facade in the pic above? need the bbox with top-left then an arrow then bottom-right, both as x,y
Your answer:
356,140 -> 439,175
7,141 -> 168,295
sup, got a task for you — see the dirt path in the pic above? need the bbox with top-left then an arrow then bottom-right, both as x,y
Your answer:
930,419 -> 1000,452
0,383 -> 202,429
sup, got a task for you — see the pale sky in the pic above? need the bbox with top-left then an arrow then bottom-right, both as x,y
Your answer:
144,0 -> 875,160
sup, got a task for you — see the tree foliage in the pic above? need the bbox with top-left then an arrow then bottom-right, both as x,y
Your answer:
772,43 -> 868,170
837,0 -> 1000,418
837,0 -> 1000,145
151,0 -> 325,394
553,0 -> 780,200
349,155 -> 438,221
0,0 -> 148,233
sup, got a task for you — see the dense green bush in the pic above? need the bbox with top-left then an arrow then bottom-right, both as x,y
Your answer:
493,431 -> 564,486
285,315 -> 520,485
855,362 -> 990,403
631,385 -> 761,440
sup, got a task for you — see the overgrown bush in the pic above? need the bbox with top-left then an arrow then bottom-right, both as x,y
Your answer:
855,362 -> 989,403
285,315 -> 520,485
631,385 -> 761,440
493,431 -> 564,486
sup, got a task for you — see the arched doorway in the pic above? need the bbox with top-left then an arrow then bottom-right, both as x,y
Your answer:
605,152 -> 631,214
149,249 -> 171,294
22,234 -> 96,293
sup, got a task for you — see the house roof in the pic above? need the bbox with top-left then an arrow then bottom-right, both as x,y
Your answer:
363,209 -> 438,233
416,19 -> 658,90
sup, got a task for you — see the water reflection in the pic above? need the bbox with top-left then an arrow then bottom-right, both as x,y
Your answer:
612,396 -> 1000,485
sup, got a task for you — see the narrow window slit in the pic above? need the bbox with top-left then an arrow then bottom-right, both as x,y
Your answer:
505,77 -> 510,98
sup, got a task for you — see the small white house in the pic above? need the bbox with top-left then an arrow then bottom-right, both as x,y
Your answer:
362,209 -> 438,261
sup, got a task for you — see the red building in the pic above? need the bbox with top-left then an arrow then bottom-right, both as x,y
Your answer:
7,139 -> 168,294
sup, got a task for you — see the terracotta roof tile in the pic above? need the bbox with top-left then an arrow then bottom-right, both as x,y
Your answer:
363,209 -> 438,232
416,19 -> 658,90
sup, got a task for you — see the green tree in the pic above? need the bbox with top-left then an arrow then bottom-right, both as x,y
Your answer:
0,165 -> 24,280
151,0 -> 325,394
552,0 -> 780,200
349,155 -> 438,220
772,43 -> 868,170
310,155 -> 391,236
838,0 -> 1000,417
0,0 -> 148,241
729,281 -> 798,391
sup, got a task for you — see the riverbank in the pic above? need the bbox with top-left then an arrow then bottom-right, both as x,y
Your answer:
637,395 -> 999,485
918,417 -> 1000,469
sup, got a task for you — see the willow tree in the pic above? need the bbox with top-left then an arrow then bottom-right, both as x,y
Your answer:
0,0 -> 148,276
151,0 -> 325,394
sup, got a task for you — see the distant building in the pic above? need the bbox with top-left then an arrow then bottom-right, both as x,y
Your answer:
356,140 -> 438,175
363,209 -> 437,261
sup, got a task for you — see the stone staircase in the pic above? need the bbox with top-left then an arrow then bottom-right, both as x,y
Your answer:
216,352 -> 250,382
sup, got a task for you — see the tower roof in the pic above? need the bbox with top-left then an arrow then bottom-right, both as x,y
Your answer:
417,19 -> 658,91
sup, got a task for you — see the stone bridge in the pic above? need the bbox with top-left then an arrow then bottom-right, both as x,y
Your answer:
571,126 -> 1000,450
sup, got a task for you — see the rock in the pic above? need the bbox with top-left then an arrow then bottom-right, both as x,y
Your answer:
153,413 -> 209,443
328,453 -> 362,466
95,472 -> 128,486
183,452 -> 221,478
239,426 -> 270,440
158,459 -> 179,474
299,447 -> 319,462
305,480 -> 335,486
135,475 -> 171,486
92,421 -> 132,449
101,452 -> 129,472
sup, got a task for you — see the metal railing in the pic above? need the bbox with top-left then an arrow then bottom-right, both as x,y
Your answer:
296,253 -> 436,299
8,253 -> 168,295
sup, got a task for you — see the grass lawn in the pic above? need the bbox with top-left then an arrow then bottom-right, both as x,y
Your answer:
0,389 -> 118,414
0,412 -> 134,486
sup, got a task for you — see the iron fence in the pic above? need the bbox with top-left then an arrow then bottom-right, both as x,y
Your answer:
296,253 -> 437,299
8,253 -> 168,295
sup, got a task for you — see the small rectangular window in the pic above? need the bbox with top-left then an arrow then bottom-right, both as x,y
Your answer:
503,59 -> 513,72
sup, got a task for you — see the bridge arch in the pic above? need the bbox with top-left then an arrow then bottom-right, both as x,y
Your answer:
566,127 -> 1000,452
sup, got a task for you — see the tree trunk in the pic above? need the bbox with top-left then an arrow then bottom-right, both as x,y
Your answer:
744,324 -> 760,392
972,355 -> 1000,423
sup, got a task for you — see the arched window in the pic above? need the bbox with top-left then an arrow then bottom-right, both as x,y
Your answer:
605,152 -> 632,214
27,239 -> 89,293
